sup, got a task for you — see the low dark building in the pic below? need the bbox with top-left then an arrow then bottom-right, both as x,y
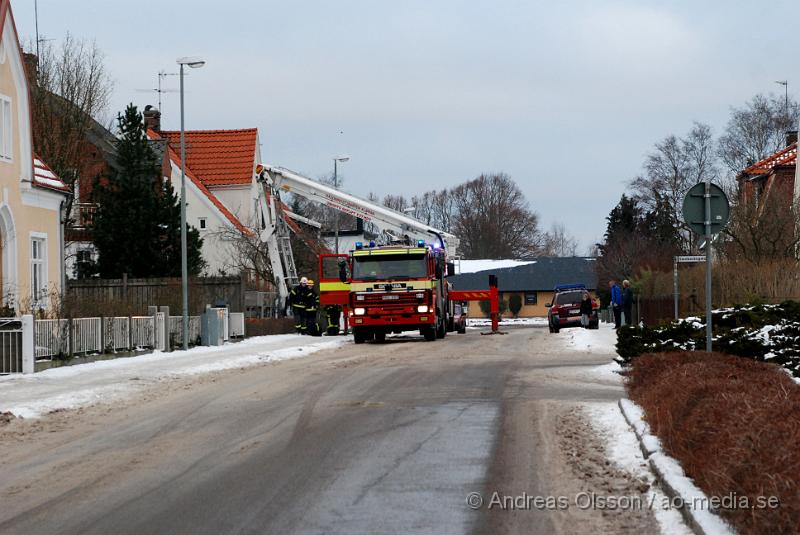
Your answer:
449,257 -> 598,317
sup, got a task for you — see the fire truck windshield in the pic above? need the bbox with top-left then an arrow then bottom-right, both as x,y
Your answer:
352,255 -> 428,281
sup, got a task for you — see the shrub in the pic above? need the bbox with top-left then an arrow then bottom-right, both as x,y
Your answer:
628,352 -> 800,534
616,301 -> 800,377
508,294 -> 522,317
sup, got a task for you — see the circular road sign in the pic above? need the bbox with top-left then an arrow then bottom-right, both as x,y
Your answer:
682,182 -> 730,236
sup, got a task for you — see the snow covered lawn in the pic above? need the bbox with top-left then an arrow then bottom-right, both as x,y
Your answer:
0,334 -> 348,419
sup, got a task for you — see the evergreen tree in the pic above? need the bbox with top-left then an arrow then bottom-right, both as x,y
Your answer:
91,104 -> 204,278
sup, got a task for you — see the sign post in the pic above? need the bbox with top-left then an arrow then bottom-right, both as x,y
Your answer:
682,182 -> 730,353
673,255 -> 705,320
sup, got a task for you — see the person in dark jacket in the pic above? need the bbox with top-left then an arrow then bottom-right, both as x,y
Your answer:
622,279 -> 634,326
609,279 -> 622,329
305,280 -> 321,336
324,304 -> 341,335
290,277 -> 309,334
579,291 -> 593,328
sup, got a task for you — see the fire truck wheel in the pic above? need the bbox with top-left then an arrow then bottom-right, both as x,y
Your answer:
353,327 -> 370,344
436,320 -> 446,339
374,331 -> 386,343
458,323 -> 466,334
447,316 -> 455,332
422,326 -> 436,341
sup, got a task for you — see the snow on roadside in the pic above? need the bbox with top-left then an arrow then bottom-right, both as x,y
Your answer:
456,259 -> 536,274
0,335 -> 348,419
466,317 -> 548,327
562,322 -> 618,354
584,402 -> 693,535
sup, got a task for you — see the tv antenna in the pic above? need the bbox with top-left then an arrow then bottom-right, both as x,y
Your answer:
135,70 -> 180,111
775,80 -> 789,112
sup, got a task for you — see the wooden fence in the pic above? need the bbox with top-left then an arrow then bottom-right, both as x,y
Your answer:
65,275 -> 246,317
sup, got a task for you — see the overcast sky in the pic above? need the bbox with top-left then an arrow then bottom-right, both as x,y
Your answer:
12,0 -> 799,252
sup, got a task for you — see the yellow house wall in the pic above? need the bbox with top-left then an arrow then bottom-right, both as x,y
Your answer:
0,17 -> 64,314
466,290 -> 598,318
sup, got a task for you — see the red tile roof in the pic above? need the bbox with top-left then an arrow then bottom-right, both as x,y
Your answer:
148,130 -> 251,235
743,142 -> 797,175
33,155 -> 70,193
159,129 -> 258,187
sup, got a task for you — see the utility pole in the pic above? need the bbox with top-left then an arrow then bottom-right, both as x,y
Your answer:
776,80 -> 789,116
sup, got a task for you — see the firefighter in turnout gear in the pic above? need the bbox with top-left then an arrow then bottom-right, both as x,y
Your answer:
290,277 -> 309,334
305,280 -> 321,336
324,304 -> 341,336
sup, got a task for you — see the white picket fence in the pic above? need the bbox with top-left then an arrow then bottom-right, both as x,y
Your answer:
18,308 -> 246,372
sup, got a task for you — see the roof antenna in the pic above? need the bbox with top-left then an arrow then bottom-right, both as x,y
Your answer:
135,70 -> 179,112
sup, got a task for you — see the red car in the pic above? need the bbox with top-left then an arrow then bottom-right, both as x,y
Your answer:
546,284 -> 598,333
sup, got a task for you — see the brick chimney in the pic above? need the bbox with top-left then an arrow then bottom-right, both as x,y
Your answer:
143,105 -> 161,132
787,130 -> 798,146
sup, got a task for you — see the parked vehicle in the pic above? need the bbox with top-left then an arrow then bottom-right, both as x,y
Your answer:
546,283 -> 598,333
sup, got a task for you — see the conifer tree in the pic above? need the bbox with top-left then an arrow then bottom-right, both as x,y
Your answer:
91,104 -> 204,278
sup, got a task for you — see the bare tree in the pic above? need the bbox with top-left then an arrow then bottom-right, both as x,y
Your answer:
542,223 -> 578,257
26,34 -> 113,223
451,173 -> 544,259
717,93 -> 799,180
722,186 -> 800,263
630,122 -> 716,252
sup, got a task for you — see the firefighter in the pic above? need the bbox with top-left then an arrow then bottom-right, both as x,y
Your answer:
305,279 -> 321,336
324,304 -> 341,336
290,277 -> 308,334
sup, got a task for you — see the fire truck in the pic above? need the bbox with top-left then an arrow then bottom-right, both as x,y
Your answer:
254,165 -> 460,339
346,240 -> 450,343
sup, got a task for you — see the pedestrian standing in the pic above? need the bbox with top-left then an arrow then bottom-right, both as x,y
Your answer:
609,279 -> 622,329
290,277 -> 309,334
622,280 -> 634,326
579,291 -> 593,328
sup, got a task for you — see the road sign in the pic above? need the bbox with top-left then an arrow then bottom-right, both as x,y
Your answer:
676,255 -> 705,263
682,182 -> 730,236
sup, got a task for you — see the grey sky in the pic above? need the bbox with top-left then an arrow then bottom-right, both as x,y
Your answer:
13,0 -> 799,252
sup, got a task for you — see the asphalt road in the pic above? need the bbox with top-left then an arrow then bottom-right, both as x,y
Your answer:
0,326 -> 651,535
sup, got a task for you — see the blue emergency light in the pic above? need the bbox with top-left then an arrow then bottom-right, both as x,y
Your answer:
369,241 -> 376,248
355,242 -> 363,250
555,283 -> 586,291
417,240 -> 425,247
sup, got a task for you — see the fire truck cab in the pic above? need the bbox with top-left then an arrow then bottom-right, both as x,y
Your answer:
348,240 -> 449,343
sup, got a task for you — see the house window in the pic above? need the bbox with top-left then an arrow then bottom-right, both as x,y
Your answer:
199,217 -> 207,230
75,249 -> 94,279
524,292 -> 538,305
31,237 -> 47,305
0,96 -> 11,161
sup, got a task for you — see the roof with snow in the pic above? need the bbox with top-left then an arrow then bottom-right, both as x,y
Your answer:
159,129 -> 257,187
33,156 -> 70,193
449,257 -> 598,292
742,142 -> 797,175
457,259 -> 537,274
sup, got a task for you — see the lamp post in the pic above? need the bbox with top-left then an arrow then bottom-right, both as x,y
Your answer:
333,156 -> 349,253
177,56 -> 205,350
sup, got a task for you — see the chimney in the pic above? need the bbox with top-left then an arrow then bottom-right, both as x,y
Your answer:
22,53 -> 39,86
787,130 -> 798,146
143,105 -> 161,132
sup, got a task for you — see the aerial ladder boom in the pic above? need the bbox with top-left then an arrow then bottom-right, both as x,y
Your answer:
261,166 -> 460,255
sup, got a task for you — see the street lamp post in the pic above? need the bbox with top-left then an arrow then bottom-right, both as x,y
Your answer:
177,56 -> 205,350
333,156 -> 349,253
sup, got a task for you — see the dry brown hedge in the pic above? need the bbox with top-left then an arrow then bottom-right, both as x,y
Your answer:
628,352 -> 800,535
244,317 -> 295,337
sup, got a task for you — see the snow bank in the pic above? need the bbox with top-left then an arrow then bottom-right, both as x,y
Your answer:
466,317 -> 548,327
0,335 -> 348,419
456,259 -> 536,274
562,322 -> 618,354
585,402 -> 692,535
618,399 -> 735,535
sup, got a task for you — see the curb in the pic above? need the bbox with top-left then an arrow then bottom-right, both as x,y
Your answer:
618,399 -> 735,535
